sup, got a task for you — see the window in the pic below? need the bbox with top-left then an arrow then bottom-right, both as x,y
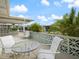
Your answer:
0,0 -> 7,16
0,0 -> 6,8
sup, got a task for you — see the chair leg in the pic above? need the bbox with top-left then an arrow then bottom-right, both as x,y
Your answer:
28,52 -> 30,59
13,53 -> 18,59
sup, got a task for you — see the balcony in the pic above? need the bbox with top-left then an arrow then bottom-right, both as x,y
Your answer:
0,31 -> 79,59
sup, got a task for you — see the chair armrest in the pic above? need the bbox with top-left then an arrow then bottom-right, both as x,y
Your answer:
41,44 -> 51,46
39,44 -> 51,49
40,44 -> 51,48
39,51 -> 60,54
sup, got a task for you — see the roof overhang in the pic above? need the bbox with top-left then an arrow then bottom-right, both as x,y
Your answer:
0,16 -> 32,24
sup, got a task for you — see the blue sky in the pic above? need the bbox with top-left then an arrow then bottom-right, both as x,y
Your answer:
10,0 -> 79,25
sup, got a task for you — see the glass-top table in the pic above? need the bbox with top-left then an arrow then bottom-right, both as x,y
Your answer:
12,40 -> 40,59
12,40 -> 40,53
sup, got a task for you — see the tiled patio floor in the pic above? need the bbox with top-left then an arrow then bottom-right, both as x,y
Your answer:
0,53 -> 78,59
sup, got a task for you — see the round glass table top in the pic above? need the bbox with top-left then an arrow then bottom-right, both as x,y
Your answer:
12,40 -> 40,53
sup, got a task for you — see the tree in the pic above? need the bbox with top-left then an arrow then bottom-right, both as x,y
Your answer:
49,8 -> 79,37
69,8 -> 75,24
29,23 -> 43,32
76,12 -> 79,25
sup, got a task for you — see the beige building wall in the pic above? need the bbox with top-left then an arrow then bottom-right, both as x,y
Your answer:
0,0 -> 9,16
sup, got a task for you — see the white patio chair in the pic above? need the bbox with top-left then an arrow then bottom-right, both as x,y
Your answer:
37,36 -> 63,59
0,35 -> 19,58
23,31 -> 30,39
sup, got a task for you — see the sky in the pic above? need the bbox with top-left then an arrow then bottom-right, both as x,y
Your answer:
10,0 -> 79,25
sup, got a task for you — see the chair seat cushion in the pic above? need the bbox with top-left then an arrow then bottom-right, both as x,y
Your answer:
39,49 -> 52,53
38,49 -> 55,59
38,52 -> 55,59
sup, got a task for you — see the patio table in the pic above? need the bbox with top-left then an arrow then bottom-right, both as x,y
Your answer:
12,40 -> 40,59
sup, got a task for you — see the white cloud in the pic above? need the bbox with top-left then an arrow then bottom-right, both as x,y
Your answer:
54,1 -> 62,7
37,16 -> 48,21
40,21 -> 54,26
16,15 -> 31,19
61,0 -> 74,3
68,0 -> 79,8
36,14 -> 63,25
41,0 -> 50,6
18,15 -> 25,18
11,5 -> 28,13
37,14 -> 62,22
61,0 -> 79,8
51,14 -> 63,19
68,4 -> 74,8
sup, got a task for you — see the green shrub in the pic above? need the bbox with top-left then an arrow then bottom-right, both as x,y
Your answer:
29,23 -> 44,32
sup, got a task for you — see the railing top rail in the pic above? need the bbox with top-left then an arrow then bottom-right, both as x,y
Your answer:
48,34 -> 79,40
31,32 -> 79,40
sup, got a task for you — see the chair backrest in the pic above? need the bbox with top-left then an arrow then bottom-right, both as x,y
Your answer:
0,35 -> 15,48
25,31 -> 30,37
50,36 -> 63,52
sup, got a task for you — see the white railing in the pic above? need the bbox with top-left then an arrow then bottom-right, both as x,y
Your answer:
30,32 -> 79,57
